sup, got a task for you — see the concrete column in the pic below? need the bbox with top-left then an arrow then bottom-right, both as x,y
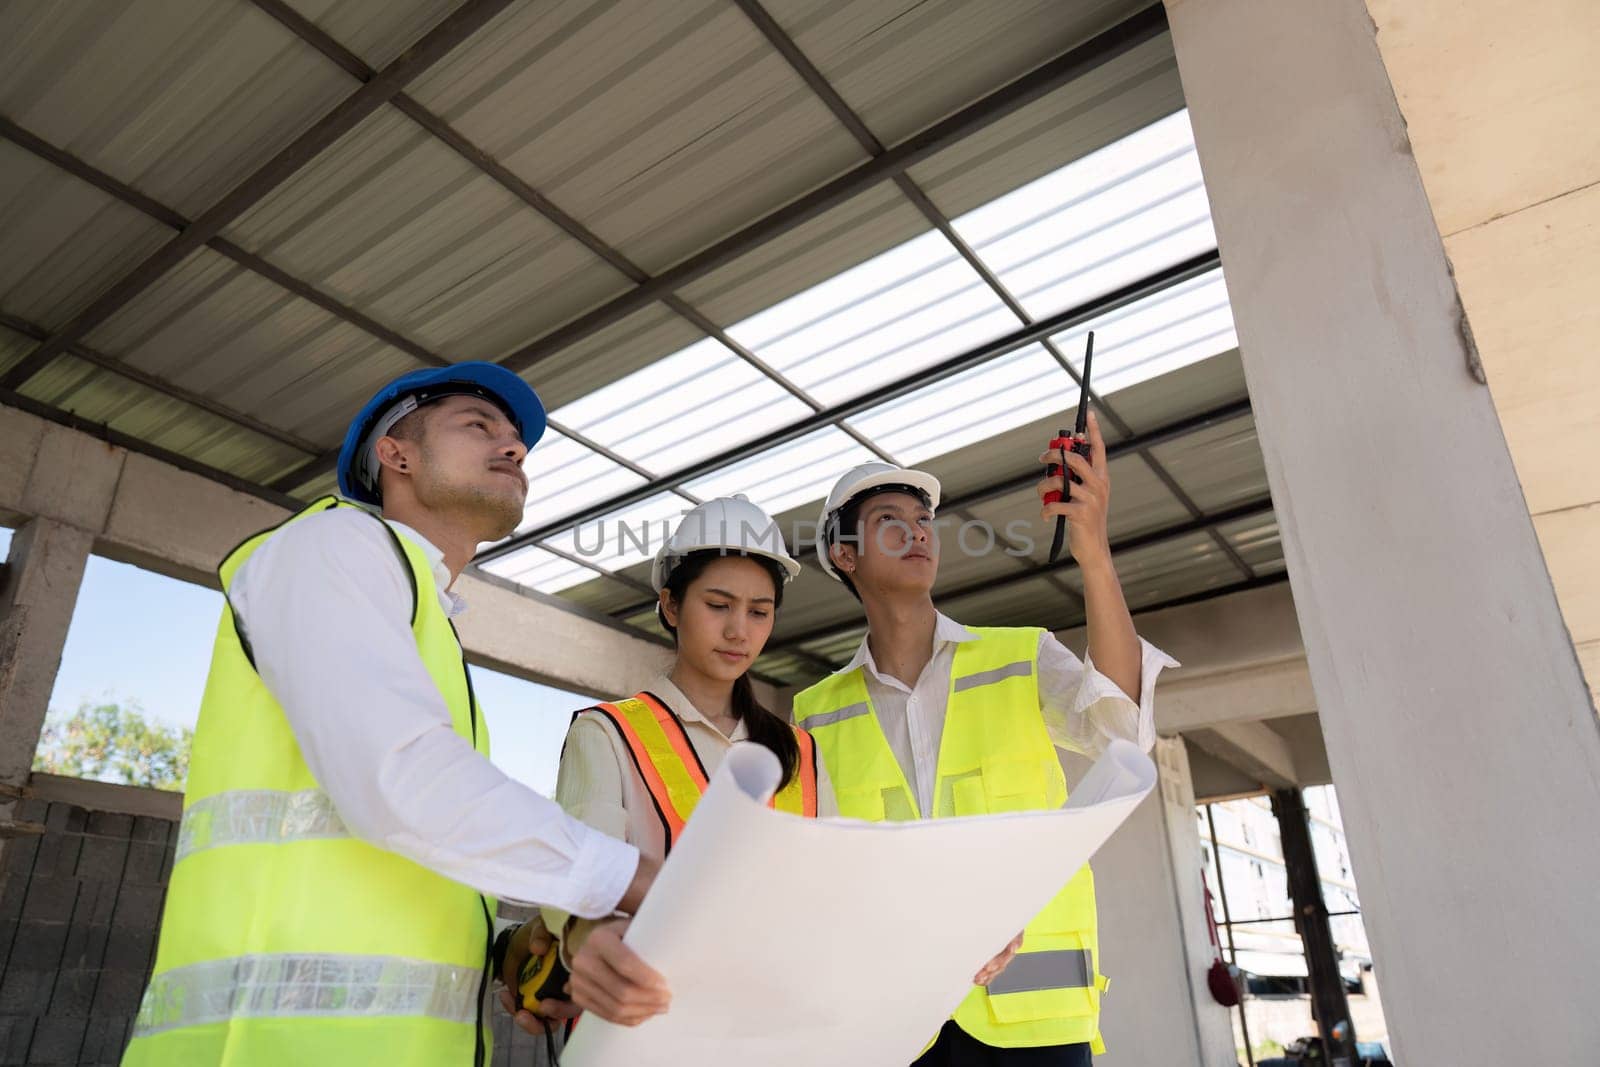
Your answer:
0,518 -> 93,786
1166,1 -> 1600,1062
1091,737 -> 1235,1065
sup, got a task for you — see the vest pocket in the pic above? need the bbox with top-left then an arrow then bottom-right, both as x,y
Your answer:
978,757 -> 1049,814
838,785 -> 886,822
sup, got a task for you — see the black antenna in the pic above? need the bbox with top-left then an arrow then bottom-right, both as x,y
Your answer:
1048,331 -> 1095,563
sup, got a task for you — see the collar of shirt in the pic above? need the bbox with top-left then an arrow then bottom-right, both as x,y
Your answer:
647,673 -> 750,743
384,519 -> 467,618
838,611 -> 978,692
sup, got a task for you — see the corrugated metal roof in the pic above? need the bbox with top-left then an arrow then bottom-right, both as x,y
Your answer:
1145,414 -> 1270,513
225,106 -> 635,364
1219,513 -> 1285,574
1111,346 -> 1247,431
763,0 -> 1151,145
405,0 -> 869,275
82,245 -> 419,445
0,2 -> 1285,683
286,0 -> 461,68
0,141 -> 174,331
14,346 -> 308,484
0,0 -> 356,215
910,34 -> 1182,219
674,182 -> 926,336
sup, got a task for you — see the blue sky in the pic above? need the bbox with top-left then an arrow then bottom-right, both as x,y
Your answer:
3,524 -> 585,795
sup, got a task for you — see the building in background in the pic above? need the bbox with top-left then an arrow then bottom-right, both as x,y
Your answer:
1200,788 -> 1388,1063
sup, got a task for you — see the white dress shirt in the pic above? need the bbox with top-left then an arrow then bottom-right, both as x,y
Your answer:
841,612 -> 1176,816
229,506 -> 638,918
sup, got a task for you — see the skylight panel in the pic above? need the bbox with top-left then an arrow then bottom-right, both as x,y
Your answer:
515,428 -> 648,535
1048,268 -> 1237,395
479,544 -> 597,595
954,110 -> 1217,321
541,490 -> 699,577
550,337 -> 811,475
844,344 -> 1074,465
681,426 -> 880,518
726,230 -> 1016,406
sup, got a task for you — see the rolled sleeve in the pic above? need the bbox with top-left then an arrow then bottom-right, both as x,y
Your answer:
1039,633 -> 1178,757
563,828 -> 639,919
232,509 -> 638,917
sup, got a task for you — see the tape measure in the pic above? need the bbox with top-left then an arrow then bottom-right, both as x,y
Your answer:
517,942 -> 572,1015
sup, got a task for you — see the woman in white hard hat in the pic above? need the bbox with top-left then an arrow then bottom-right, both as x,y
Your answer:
532,495 -> 835,1023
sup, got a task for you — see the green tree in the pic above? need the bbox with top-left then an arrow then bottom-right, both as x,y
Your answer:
32,700 -> 192,791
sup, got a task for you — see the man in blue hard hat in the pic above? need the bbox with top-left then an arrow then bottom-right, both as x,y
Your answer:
124,364 -> 669,1067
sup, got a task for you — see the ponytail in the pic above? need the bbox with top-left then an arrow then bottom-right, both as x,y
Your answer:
732,671 -> 800,791
660,550 -> 799,790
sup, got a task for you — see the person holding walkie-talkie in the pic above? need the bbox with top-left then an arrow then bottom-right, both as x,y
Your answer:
796,332 -> 1175,1066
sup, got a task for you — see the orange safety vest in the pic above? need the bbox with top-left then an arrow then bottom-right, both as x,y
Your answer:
582,690 -> 818,848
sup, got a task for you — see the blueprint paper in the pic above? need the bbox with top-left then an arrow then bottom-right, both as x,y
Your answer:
563,739 -> 1156,1067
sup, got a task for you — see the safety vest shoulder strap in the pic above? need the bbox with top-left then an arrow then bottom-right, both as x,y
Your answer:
776,725 -> 818,818
588,693 -> 819,850
588,693 -> 706,851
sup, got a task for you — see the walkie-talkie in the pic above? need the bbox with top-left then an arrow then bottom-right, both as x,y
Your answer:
1045,332 -> 1095,563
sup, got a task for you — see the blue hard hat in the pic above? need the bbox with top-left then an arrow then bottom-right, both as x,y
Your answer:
336,362 -> 547,506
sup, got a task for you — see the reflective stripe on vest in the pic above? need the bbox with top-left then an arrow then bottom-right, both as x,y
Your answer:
134,954 -> 480,1037
589,692 -> 817,850
984,949 -> 1093,996
176,789 -> 349,861
794,626 -> 1105,1051
123,497 -> 496,1067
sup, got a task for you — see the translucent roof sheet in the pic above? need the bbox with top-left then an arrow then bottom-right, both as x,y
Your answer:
540,489 -> 698,581
479,543 -> 598,596
952,110 -> 1216,322
844,344 -> 1073,466
1047,268 -> 1237,396
726,229 -> 1017,406
548,337 -> 812,476
514,429 -> 648,536
680,426 -> 880,519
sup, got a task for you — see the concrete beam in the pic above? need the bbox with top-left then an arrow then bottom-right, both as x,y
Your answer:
0,517 -> 93,786
0,401 -> 679,700
1183,741 -> 1263,803
1271,713 -> 1333,787
1155,656 -> 1317,734
1168,0 -> 1600,1060
451,573 -> 674,700
1186,721 -> 1297,790
1056,582 -> 1317,734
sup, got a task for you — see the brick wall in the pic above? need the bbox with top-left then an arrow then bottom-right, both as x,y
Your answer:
0,781 -> 177,1066
0,777 -> 555,1066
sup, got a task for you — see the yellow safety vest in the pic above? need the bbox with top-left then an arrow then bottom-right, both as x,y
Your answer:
578,691 -> 818,850
123,498 -> 497,1066
794,627 -> 1108,1051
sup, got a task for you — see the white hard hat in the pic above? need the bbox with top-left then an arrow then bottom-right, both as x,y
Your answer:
651,494 -> 803,592
815,462 -> 942,582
